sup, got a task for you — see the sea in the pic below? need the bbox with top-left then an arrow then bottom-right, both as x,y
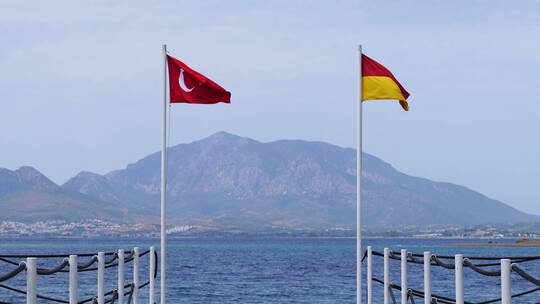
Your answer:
1,238 -> 539,303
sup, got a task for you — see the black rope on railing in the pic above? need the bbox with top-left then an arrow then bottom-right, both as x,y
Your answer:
511,264 -> 540,286
408,289 -> 415,304
469,257 -> 540,267
0,283 -> 69,304
0,248 -> 157,304
371,277 -> 460,304
389,251 -> 400,260
406,252 -> 540,261
369,249 -> 540,281
0,277 -> 154,304
472,287 -> 540,304
371,250 -> 540,263
407,252 -> 424,264
78,256 -> 98,270
0,263 -> 26,283
124,250 -> 136,260
0,251 -> 122,259
431,255 -> 455,270
370,274 -> 540,304
0,250 -> 149,276
388,283 -> 398,304
0,251 -> 148,278
37,259 -> 70,275
104,253 -> 118,265
361,250 -> 367,262
463,258 -> 501,277
152,249 -> 158,278
74,250 -> 149,273
0,258 -> 19,267
126,283 -> 135,304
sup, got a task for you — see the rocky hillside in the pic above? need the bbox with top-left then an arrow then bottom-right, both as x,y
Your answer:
59,132 -> 538,228
0,167 -> 136,222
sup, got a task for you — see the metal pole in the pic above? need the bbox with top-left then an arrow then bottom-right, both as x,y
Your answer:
455,255 -> 464,304
501,259 -> 512,304
69,255 -> 78,304
383,248 -> 390,304
160,43 -> 168,304
150,247 -> 156,304
401,249 -> 407,304
357,44 -> 363,304
26,257 -> 37,304
367,246 -> 372,304
97,252 -> 105,304
424,252 -> 431,304
118,249 -> 125,304
133,247 -> 140,304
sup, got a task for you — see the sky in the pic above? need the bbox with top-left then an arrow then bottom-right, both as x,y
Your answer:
1,1 -> 540,213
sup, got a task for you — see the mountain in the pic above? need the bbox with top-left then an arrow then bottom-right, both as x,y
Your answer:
0,167 -> 136,222
57,131 -> 538,228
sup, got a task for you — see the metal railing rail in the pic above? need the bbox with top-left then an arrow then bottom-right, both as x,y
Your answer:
0,247 -> 157,304
365,246 -> 540,304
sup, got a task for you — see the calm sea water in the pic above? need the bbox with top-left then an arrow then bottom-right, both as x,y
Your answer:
1,238 -> 539,303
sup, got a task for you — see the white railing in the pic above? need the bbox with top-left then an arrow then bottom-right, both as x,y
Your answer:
364,246 -> 540,304
0,246 -> 157,304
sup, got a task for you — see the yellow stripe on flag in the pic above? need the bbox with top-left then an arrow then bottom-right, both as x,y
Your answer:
362,76 -> 409,111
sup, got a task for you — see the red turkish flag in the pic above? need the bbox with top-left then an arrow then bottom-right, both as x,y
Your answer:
166,55 -> 231,104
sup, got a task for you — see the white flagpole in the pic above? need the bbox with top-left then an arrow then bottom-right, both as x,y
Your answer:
357,44 -> 363,304
160,44 -> 168,304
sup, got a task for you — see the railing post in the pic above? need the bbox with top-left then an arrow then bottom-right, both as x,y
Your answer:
384,248 -> 390,304
118,249 -> 125,304
501,259 -> 512,304
69,255 -> 78,304
26,257 -> 37,304
97,252 -> 105,304
424,251 -> 431,304
367,246 -> 372,304
401,249 -> 407,304
455,254 -> 464,304
150,247 -> 156,304
133,247 -> 140,304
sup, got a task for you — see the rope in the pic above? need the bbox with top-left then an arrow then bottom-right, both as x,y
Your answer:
511,264 -> 540,286
0,252 -> 117,259
408,290 -> 415,304
369,269 -> 540,303
372,278 -> 461,304
431,255 -> 455,270
370,250 -> 540,280
463,258 -> 501,277
126,283 -> 135,304
367,250 -> 540,303
0,263 -> 26,283
0,283 -> 69,303
389,284 -> 398,304
0,279 -> 152,304
0,249 -> 150,278
0,248 -> 157,304
371,250 -> 540,262
37,259 -> 69,275
77,256 -> 98,270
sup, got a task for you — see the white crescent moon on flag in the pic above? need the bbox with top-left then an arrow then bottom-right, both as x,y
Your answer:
179,68 -> 194,92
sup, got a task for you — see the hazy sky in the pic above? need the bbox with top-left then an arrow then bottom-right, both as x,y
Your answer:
2,1 -> 540,213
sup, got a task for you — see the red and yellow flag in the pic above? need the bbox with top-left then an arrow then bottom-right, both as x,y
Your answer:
362,54 -> 410,111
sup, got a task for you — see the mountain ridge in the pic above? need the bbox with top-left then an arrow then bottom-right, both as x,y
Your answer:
2,132 -> 537,228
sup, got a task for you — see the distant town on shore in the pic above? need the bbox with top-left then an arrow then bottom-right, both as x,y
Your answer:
2,219 -> 540,239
